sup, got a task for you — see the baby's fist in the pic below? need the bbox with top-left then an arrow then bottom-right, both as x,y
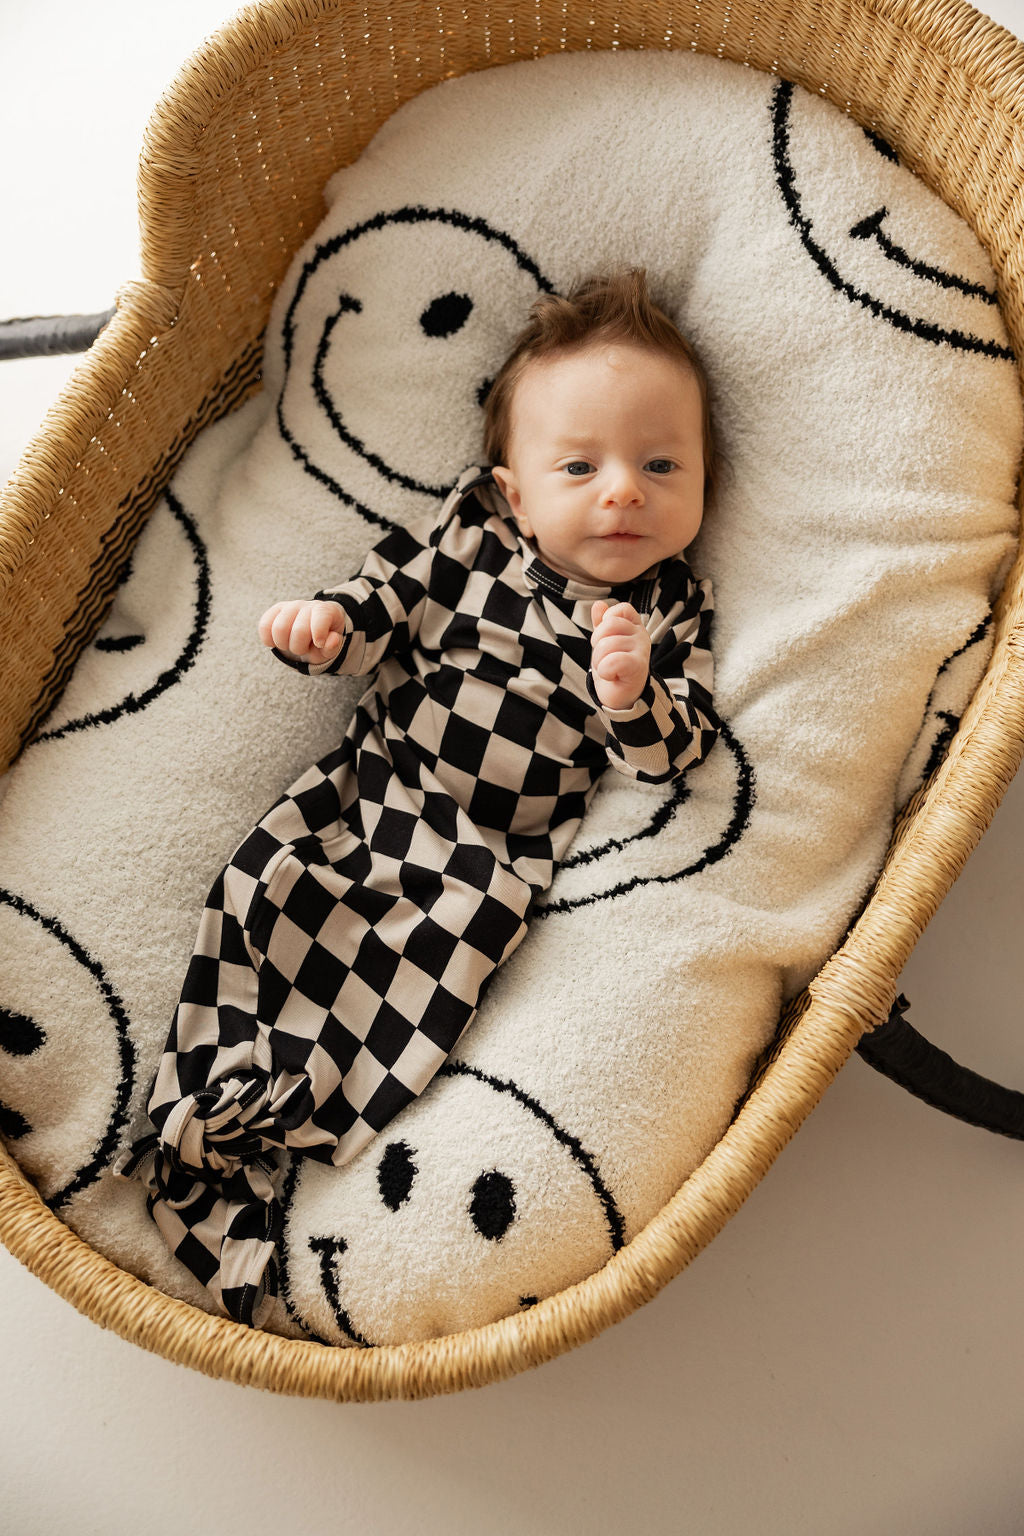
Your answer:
590,600 -> 651,711
258,599 -> 347,665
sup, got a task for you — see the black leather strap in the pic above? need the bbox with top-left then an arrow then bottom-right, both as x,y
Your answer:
856,994 -> 1024,1139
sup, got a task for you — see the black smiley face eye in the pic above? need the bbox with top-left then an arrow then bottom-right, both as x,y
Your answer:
377,1140 -> 418,1211
0,1008 -> 45,1141
469,1169 -> 517,1241
476,374 -> 494,409
0,1103 -> 30,1139
0,1007 -> 46,1056
420,291 -> 474,338
862,125 -> 899,163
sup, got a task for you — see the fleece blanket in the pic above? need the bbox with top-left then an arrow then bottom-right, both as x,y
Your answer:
0,49 -> 1020,1345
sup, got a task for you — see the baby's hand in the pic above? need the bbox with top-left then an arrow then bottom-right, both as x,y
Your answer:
258,599 -> 347,665
590,600 -> 651,711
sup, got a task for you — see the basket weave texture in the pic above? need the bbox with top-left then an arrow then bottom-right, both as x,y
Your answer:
1,0 -> 1023,1400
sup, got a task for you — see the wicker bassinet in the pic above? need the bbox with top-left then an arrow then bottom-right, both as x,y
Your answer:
1,0 -> 1022,1401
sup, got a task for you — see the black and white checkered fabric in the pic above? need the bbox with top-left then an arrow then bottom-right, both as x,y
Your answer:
120,466 -> 720,1324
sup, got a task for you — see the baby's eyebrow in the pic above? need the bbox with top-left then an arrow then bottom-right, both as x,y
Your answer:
550,441 -> 687,456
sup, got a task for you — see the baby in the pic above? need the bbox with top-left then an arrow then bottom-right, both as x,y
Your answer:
121,268 -> 722,1327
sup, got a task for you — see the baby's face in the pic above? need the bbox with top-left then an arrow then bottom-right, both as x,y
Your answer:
491,342 -> 706,587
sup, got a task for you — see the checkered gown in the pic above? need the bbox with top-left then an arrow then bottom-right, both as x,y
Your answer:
120,466 -> 720,1325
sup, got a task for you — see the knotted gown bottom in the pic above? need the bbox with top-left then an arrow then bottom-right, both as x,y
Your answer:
124,712 -> 534,1326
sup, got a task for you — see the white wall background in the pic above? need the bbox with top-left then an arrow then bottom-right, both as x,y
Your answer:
1,3 -> 1023,1532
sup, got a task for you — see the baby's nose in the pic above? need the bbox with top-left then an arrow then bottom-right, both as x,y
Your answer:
602,466 -> 644,505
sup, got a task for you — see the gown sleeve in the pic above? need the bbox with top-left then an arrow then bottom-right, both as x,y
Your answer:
271,499 -> 454,679
589,565 -> 721,784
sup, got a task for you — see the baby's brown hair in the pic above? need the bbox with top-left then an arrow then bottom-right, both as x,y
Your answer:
483,268 -> 718,503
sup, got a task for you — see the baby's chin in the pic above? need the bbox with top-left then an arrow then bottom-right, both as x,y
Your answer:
564,537 -> 662,587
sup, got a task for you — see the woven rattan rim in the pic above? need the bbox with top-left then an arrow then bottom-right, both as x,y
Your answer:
1,0 -> 1023,1399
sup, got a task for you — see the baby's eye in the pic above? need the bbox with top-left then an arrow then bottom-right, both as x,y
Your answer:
645,459 -> 675,475
563,460 -> 593,476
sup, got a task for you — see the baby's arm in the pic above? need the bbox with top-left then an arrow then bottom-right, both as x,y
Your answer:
259,496 -> 462,678
258,599 -> 348,668
588,578 -> 720,783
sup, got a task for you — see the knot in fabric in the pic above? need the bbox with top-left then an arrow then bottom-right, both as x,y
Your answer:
156,1071 -> 277,1176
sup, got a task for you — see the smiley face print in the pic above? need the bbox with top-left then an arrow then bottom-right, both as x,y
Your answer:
0,891 -> 134,1210
277,1060 -> 624,1346
273,208 -> 554,523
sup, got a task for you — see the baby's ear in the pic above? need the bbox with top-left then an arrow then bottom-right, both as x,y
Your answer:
490,466 -> 527,528
490,465 -> 514,503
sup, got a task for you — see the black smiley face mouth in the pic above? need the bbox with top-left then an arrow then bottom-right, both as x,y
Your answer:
771,79 -> 1014,362
538,716 -> 754,916
310,286 -> 502,501
311,288 -> 483,497
31,490 -> 211,747
848,205 -> 999,307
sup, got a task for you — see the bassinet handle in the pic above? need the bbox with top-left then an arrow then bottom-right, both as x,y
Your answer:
856,995 -> 1024,1140
0,308 -> 116,360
